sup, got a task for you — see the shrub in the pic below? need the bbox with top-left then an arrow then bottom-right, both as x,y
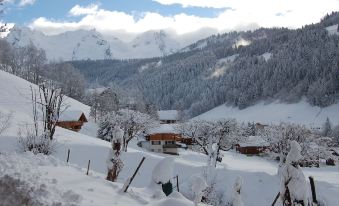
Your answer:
18,132 -> 57,155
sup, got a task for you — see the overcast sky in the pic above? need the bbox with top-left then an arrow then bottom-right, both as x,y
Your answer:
2,0 -> 339,36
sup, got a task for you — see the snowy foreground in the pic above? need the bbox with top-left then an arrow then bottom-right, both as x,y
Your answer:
1,129 -> 339,206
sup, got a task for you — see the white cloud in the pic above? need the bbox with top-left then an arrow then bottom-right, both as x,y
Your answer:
19,0 -> 35,7
69,4 -> 99,16
29,1 -> 339,37
153,0 -> 229,8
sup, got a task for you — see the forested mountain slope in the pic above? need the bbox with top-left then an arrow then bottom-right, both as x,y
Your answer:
71,12 -> 339,117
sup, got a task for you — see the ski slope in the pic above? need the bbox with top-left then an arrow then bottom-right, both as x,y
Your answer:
194,100 -> 339,127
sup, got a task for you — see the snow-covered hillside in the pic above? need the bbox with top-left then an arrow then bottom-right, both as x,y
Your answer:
326,24 -> 339,35
194,100 -> 339,127
0,70 -> 89,135
5,27 -> 208,60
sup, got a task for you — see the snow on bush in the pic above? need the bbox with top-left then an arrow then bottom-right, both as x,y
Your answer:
106,126 -> 124,182
151,191 -> 194,206
0,152 -> 82,206
147,157 -> 175,199
151,157 -> 174,184
279,141 -> 311,205
188,175 -> 207,206
18,131 -> 57,155
232,176 -> 244,206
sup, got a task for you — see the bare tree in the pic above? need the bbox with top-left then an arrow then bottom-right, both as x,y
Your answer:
98,109 -> 157,151
17,84 -> 63,155
176,119 -> 238,168
25,43 -> 47,85
37,83 -> 65,140
44,63 -> 86,101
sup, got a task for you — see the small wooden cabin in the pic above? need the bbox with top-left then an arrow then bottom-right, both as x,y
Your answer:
235,136 -> 269,155
56,111 -> 88,132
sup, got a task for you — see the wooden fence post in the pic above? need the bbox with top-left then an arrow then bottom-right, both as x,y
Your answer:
176,175 -> 179,192
66,149 -> 70,163
309,176 -> 317,204
271,177 -> 292,206
86,160 -> 91,175
124,157 -> 146,192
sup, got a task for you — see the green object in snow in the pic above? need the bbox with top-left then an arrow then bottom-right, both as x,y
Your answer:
162,181 -> 173,196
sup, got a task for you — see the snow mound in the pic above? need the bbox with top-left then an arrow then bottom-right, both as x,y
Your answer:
286,140 -> 303,164
151,157 -> 175,184
0,152 -> 82,206
151,191 -> 193,206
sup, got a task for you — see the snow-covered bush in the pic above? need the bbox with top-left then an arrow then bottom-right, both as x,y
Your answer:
265,123 -> 322,167
279,141 -> 311,206
18,131 -> 57,155
149,157 -> 175,199
0,152 -> 82,205
151,191 -> 194,206
106,126 -> 124,182
189,175 -> 207,206
232,176 -> 244,206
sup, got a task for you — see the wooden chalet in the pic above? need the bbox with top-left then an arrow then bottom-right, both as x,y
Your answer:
143,124 -> 181,155
235,136 -> 269,155
56,111 -> 88,132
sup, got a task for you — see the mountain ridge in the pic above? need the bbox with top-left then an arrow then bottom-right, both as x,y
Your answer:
5,26 -> 216,60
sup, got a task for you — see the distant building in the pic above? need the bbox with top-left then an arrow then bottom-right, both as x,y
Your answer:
56,110 -> 88,132
158,110 -> 179,124
142,124 -> 181,155
255,123 -> 268,134
235,136 -> 270,155
138,124 -> 194,155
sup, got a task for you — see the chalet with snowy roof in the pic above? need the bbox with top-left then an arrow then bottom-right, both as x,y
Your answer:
235,136 -> 270,155
56,110 -> 88,132
158,110 -> 179,124
139,124 -> 182,155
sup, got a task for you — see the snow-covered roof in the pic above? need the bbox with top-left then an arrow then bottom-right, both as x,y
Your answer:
238,136 -> 269,147
59,110 -> 86,122
148,124 -> 179,134
158,110 -> 179,121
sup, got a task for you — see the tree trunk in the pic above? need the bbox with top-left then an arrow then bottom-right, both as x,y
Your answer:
106,165 -> 119,182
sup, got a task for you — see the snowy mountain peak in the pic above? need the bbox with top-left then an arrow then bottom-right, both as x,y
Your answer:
6,27 -> 112,60
5,27 -> 197,60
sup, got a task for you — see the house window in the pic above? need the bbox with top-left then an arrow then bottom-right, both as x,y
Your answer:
152,141 -> 161,145
165,141 -> 175,145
